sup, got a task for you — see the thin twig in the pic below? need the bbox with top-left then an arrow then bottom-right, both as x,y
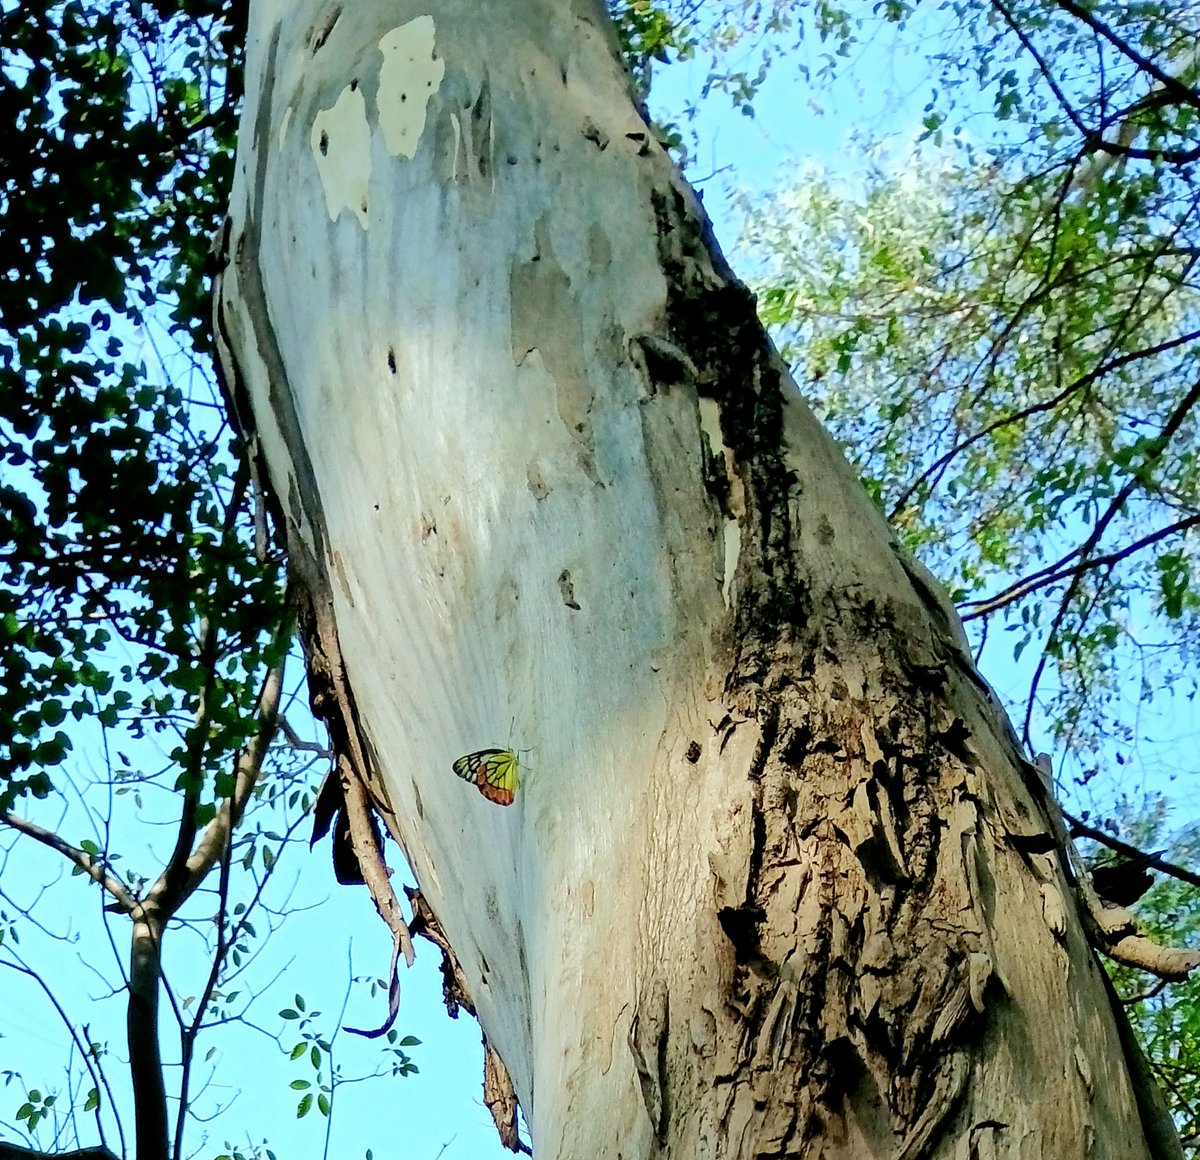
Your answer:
0,955 -> 122,1157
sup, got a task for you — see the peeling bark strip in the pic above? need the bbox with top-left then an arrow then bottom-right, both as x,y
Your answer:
408,888 -> 530,1153
484,1040 -> 532,1154
219,1 -> 1180,1157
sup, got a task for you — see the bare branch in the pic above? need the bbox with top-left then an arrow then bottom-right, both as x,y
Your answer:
1051,0 -> 1200,115
1066,812 -> 1200,893
0,813 -> 135,913
0,956 -> 123,1157
172,827 -> 234,1160
1093,923 -> 1200,982
277,713 -> 331,756
155,615 -> 219,911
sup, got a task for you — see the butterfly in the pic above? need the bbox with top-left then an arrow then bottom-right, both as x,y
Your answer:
452,748 -> 520,806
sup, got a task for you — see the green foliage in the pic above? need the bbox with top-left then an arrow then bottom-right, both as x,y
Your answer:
214,1143 -> 278,1160
610,0 -> 694,93
0,0 -> 270,812
739,41 -> 1200,760
280,988 -> 419,1125
15,1087 -> 56,1134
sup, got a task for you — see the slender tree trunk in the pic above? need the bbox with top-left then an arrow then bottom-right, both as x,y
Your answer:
216,1 -> 1179,1155
128,913 -> 166,1160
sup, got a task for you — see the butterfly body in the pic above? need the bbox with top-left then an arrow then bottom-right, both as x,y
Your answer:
452,747 -> 520,806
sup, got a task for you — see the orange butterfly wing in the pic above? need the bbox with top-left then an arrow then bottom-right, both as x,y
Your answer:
452,748 -> 519,806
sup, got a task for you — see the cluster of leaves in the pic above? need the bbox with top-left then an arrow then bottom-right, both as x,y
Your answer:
280,991 -> 419,1123
0,0 -> 270,813
610,0 -> 694,94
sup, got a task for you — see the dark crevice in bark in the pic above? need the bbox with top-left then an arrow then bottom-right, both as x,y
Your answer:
643,170 -> 1139,1154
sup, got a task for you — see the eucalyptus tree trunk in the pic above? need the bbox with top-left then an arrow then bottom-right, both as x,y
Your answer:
214,1 -> 1178,1156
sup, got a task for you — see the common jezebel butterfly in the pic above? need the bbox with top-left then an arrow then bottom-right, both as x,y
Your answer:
452,748 -> 520,806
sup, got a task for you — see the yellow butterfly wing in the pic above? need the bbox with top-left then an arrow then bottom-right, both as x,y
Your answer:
452,748 -> 519,806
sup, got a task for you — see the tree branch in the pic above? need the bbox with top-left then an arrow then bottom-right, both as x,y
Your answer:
960,512 -> 1200,620
0,956 -> 123,1157
993,0 -> 1092,140
1091,921 -> 1200,982
146,604 -> 293,918
1051,0 -> 1200,115
155,616 -> 219,910
132,600 -> 292,1160
1066,812 -> 1200,892
891,326 -> 1200,522
0,813 -> 136,913
1017,373 -> 1200,740
171,827 -> 234,1160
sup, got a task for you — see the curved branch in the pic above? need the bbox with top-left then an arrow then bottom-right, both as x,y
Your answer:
960,512 -> 1200,620
1093,925 -> 1200,982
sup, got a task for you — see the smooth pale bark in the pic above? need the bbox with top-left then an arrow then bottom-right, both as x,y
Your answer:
216,1 -> 1177,1156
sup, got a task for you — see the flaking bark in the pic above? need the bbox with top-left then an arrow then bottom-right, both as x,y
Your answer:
216,1 -> 1181,1155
